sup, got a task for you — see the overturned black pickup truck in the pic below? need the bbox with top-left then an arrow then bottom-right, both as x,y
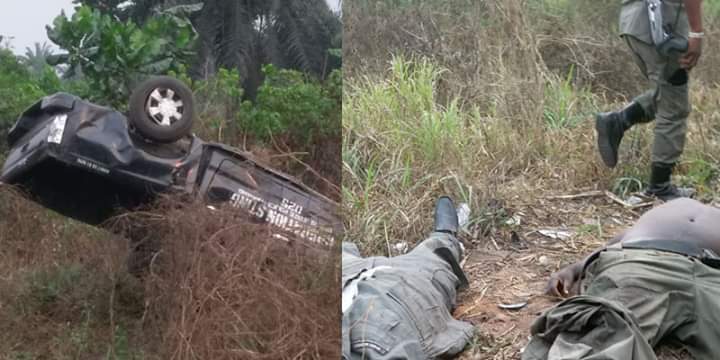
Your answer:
0,77 -> 340,270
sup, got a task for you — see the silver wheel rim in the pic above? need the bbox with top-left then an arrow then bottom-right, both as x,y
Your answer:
146,87 -> 184,127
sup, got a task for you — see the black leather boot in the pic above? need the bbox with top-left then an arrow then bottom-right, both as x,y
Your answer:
434,196 -> 459,235
595,102 -> 645,168
645,162 -> 695,201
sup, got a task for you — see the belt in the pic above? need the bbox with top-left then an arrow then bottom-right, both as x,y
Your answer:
584,239 -> 720,272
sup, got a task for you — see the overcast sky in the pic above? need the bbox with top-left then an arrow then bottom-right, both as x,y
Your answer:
1,0 -> 342,55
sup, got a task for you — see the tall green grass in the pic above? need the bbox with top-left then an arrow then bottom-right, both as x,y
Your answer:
343,0 -> 720,254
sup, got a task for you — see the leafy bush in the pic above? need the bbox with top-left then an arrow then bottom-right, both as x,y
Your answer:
239,65 -> 340,143
169,67 -> 244,143
179,64 -> 340,146
47,5 -> 197,109
0,49 -> 46,152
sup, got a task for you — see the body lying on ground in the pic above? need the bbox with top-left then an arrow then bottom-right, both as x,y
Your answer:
341,197 -> 474,360
523,198 -> 720,360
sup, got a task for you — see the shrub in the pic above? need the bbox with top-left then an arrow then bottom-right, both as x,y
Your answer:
239,65 -> 340,144
0,49 -> 45,152
47,5 -> 197,109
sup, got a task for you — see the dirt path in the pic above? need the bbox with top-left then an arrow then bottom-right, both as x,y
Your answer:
455,193 -> 693,359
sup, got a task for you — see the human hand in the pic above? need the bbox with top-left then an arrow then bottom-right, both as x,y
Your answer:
545,265 -> 580,298
680,37 -> 702,70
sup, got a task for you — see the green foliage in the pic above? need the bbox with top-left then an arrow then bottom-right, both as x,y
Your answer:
173,64 -> 339,146
0,49 -> 46,151
682,159 -> 718,193
107,325 -> 143,360
21,42 -> 55,77
707,0 -> 720,18
47,5 -> 197,109
345,56 -> 464,168
612,176 -> 645,198
178,67 -> 244,142
74,0 -> 162,24
239,65 -> 340,143
24,264 -> 86,309
543,66 -> 596,130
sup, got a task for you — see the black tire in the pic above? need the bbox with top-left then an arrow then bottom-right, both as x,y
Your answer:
128,76 -> 195,143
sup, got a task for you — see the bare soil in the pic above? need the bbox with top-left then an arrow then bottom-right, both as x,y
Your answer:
455,192 -> 693,359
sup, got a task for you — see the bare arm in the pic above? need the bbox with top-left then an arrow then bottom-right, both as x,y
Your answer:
681,0 -> 703,69
684,0 -> 703,33
545,230 -> 627,297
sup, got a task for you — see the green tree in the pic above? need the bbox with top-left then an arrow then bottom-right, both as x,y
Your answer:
73,0 -> 342,98
47,5 -> 197,108
0,49 -> 45,152
73,0 -> 164,23
239,64 -> 339,142
21,42 -> 55,76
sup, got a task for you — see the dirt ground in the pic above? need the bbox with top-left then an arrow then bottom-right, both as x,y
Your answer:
454,191 -> 694,360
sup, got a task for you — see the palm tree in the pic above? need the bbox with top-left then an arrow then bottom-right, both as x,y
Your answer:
72,0 -> 341,97
21,42 -> 55,76
190,0 -> 341,97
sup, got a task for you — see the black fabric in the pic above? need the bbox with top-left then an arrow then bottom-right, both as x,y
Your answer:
667,69 -> 689,86
621,101 -> 647,128
649,162 -> 674,186
595,111 -> 626,168
623,239 -> 704,259
585,240 -> 720,274
434,247 -> 469,290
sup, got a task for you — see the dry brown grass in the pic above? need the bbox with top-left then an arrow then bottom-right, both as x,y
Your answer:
0,186 -> 340,359
0,185 -> 145,359
122,199 -> 341,360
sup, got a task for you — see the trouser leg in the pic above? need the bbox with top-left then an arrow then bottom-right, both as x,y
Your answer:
408,231 -> 463,264
342,241 -> 362,257
679,262 -> 720,359
624,36 -> 691,164
652,75 -> 689,164
521,296 -> 657,360
632,89 -> 657,123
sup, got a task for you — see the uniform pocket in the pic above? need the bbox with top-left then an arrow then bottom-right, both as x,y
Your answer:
387,276 -> 450,344
346,304 -> 402,356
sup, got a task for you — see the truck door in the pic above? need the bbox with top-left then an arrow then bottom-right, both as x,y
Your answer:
195,145 -> 338,247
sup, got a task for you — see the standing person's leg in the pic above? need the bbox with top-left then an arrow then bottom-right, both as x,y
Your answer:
624,37 -> 692,200
597,35 -> 692,199
595,35 -> 655,169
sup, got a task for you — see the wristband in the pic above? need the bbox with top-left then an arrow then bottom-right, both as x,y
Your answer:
688,31 -> 704,39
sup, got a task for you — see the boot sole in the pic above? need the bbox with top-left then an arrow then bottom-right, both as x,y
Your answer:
595,114 -> 618,168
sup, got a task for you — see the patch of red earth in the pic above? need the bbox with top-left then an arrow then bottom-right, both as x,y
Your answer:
454,196 -> 692,359
455,249 -> 563,358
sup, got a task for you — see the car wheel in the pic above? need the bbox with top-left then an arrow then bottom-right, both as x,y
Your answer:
128,76 -> 195,143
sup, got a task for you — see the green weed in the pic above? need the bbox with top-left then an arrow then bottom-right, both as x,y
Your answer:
611,176 -> 644,198
684,159 -> 717,186
25,264 -> 86,309
543,66 -> 596,130
345,56 -> 465,168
